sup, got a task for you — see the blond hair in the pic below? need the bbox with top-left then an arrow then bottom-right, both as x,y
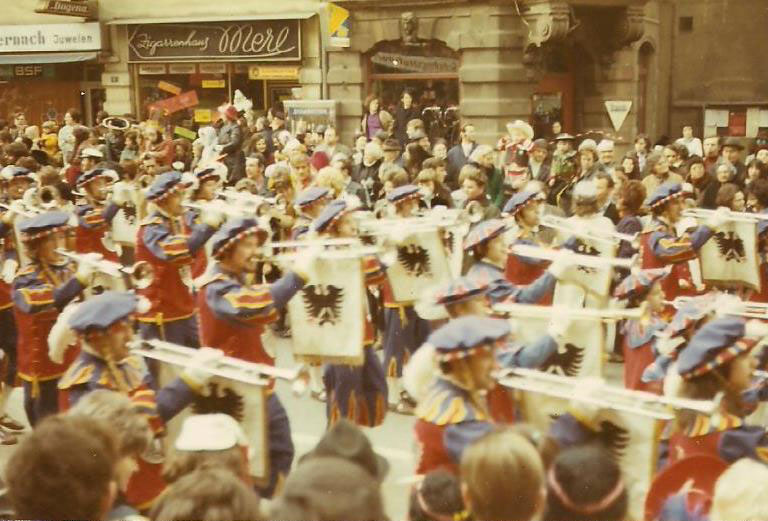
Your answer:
314,166 -> 345,197
460,429 -> 544,521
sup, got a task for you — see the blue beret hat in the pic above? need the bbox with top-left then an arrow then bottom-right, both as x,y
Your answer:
613,266 -> 671,301
296,186 -> 330,208
146,171 -> 188,201
210,218 -> 268,260
18,211 -> 71,242
1,165 -> 33,181
76,167 -> 117,188
463,219 -> 507,251
677,317 -> 756,379
433,276 -> 491,306
428,316 -> 510,362
312,199 -> 352,233
386,184 -> 420,204
502,190 -> 539,215
193,165 -> 221,182
645,182 -> 684,209
69,291 -> 138,332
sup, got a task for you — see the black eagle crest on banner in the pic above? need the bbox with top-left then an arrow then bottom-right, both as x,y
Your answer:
713,231 -> 746,262
123,203 -> 137,225
192,382 -> 245,422
541,343 -> 584,376
398,244 -> 432,277
302,284 -> 344,325
569,238 -> 600,274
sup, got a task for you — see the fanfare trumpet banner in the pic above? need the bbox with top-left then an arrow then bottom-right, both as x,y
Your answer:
283,250 -> 368,365
497,368 -> 717,521
56,249 -> 153,295
110,181 -> 143,246
682,209 -> 760,291
131,338 -> 308,483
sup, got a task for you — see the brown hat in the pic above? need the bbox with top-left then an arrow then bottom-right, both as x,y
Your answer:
382,138 -> 402,152
301,419 -> 389,480
722,137 -> 744,150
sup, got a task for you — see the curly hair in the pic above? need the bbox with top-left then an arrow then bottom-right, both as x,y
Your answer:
618,179 -> 646,216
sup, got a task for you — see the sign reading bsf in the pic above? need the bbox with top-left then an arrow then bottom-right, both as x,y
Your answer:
128,21 -> 301,62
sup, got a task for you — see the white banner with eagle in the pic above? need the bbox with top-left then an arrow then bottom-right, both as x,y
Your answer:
698,220 -> 760,291
287,255 -> 366,365
507,315 -> 602,378
504,375 -> 664,521
154,360 -> 268,482
387,229 -> 453,302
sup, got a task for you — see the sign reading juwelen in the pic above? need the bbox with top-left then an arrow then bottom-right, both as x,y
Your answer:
508,379 -> 663,521
698,220 -> 760,291
507,315 -> 602,378
127,20 -> 301,62
0,22 -> 101,53
156,360 -> 268,482
287,255 -> 365,365
387,229 -> 453,302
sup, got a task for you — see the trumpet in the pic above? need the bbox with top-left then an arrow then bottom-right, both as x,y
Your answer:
665,296 -> 768,320
56,249 -> 154,290
682,208 -> 768,224
261,238 -> 380,261
183,200 -> 255,219
496,367 -> 719,419
130,338 -> 309,396
0,202 -> 38,219
494,302 -> 643,322
541,214 -> 638,246
509,244 -> 635,270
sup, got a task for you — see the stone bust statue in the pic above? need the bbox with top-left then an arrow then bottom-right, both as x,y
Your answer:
400,12 -> 421,46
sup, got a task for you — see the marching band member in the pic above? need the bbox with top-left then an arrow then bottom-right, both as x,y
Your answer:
311,199 -> 389,427
503,191 -> 553,303
464,219 -> 567,304
2,166 -> 36,207
291,186 -> 331,240
136,172 -> 222,347
640,182 -> 726,300
183,165 -> 224,279
613,267 -> 672,393
57,291 -> 224,511
665,316 -> 768,464
414,316 -> 510,474
197,217 -> 318,497
11,211 -> 93,425
381,185 -> 431,414
74,167 -> 126,263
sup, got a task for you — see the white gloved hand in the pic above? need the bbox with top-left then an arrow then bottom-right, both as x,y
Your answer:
1,259 -> 18,284
292,246 -> 322,282
201,203 -> 224,228
547,249 -> 573,279
214,144 -> 224,153
546,315 -> 571,340
182,347 -> 224,389
706,206 -> 731,229
75,261 -> 97,284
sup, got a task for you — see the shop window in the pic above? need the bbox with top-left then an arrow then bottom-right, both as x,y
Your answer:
366,39 -> 460,145
705,107 -> 748,137
679,16 -> 694,32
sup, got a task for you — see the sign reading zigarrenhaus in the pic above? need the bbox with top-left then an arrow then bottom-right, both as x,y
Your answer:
127,21 -> 301,62
0,23 -> 102,53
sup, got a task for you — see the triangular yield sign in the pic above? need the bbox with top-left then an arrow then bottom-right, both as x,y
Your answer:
604,101 -> 632,131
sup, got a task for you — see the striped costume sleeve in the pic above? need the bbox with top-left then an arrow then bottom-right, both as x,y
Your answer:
207,272 -> 305,326
141,223 -> 194,265
649,225 -> 713,264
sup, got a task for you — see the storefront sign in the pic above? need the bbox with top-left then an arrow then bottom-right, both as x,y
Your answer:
139,64 -> 167,75
194,109 -> 212,123
169,63 -> 196,74
202,79 -> 226,89
370,52 -> 458,74
248,65 -> 300,80
35,0 -> 98,20
127,20 -> 301,62
157,80 -> 182,95
174,126 -> 197,140
199,63 -> 227,74
0,22 -> 102,53
327,3 -> 350,48
148,90 -> 199,115
0,64 -> 55,79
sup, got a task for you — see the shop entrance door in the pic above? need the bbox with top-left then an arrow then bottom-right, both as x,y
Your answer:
80,82 -> 105,126
532,73 -> 574,138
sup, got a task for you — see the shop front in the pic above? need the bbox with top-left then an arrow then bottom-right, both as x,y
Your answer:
0,22 -> 105,125
115,16 -> 317,128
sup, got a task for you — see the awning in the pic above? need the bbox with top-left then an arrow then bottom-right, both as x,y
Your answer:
0,51 -> 98,65
106,12 -> 316,25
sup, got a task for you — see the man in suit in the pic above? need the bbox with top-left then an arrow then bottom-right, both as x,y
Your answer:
529,138 -> 551,182
446,123 -> 478,190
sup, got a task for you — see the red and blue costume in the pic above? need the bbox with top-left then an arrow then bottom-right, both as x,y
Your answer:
0,218 -> 19,387
74,201 -> 120,262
